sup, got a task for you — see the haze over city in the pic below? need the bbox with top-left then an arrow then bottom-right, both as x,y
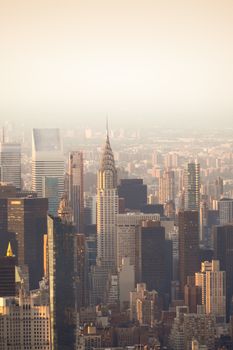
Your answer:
1,0 -> 233,128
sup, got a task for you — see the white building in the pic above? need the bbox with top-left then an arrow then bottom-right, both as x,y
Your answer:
32,129 -> 64,208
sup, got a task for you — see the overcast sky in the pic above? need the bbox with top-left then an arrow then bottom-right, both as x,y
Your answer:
1,0 -> 233,128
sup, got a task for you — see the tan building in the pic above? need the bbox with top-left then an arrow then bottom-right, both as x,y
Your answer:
195,260 -> 226,323
0,293 -> 50,350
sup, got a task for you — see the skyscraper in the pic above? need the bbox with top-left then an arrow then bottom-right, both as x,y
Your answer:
47,215 -> 77,350
139,220 -> 167,297
213,224 -> 233,319
32,128 -> 64,210
0,142 -> 21,190
116,212 -> 160,279
184,162 -> 200,211
96,130 -> 118,270
89,129 -> 118,304
68,151 -> 84,232
7,197 -> 48,290
178,210 -> 199,296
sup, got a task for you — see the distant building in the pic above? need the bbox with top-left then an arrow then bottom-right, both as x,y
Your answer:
159,170 -> 175,204
32,128 -> 64,210
117,179 -> 147,211
0,143 -> 21,190
218,198 -> 233,225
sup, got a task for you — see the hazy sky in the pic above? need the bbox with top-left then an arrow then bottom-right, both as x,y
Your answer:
1,0 -> 233,128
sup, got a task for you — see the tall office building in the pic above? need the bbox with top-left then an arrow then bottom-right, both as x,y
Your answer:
96,131 -> 118,270
218,198 -> 233,225
159,170 -> 175,204
178,210 -> 199,296
195,260 -> 226,323
139,221 -> 167,297
32,129 -> 64,209
0,142 -> 21,190
89,131 -> 118,305
68,151 -> 84,232
184,162 -> 200,211
47,215 -> 77,350
213,224 -> 233,319
42,176 -> 59,216
7,197 -> 48,290
117,179 -> 147,211
116,213 -> 160,279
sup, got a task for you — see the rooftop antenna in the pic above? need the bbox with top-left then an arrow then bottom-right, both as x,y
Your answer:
106,115 -> 109,140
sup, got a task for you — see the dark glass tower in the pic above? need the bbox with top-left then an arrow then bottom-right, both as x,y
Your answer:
118,179 -> 147,211
7,197 -> 48,290
48,214 -> 77,350
0,242 -> 16,297
213,224 -> 233,319
178,210 -> 199,297
139,221 -> 166,296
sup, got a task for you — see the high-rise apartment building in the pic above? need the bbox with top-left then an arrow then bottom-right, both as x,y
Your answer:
184,162 -> 200,211
213,224 -> 233,319
96,131 -> 118,270
68,151 -> 84,232
7,197 -> 48,290
178,210 -> 199,296
0,143 -> 21,190
47,215 -> 77,350
32,129 -> 64,209
159,170 -> 175,204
